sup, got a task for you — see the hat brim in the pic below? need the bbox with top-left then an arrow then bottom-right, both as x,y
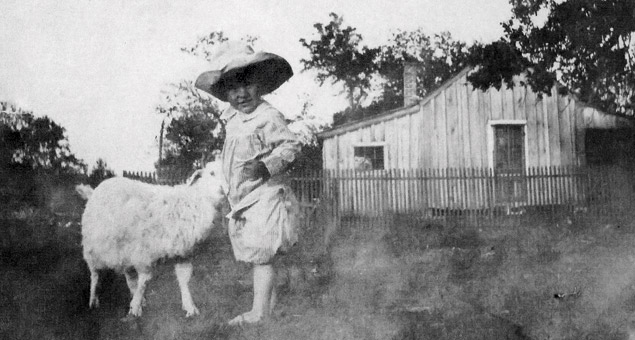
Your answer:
195,52 -> 293,102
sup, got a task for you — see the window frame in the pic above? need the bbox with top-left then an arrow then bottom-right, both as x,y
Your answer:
352,142 -> 386,171
487,120 -> 529,205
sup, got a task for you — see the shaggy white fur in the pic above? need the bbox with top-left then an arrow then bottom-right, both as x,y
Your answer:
78,161 -> 225,317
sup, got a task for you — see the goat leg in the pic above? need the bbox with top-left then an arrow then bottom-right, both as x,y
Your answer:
88,264 -> 100,309
129,269 -> 152,316
175,261 -> 199,317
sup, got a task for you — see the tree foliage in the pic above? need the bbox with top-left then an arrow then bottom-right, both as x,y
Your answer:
301,20 -> 471,126
156,80 -> 224,171
180,31 -> 258,61
1,102 -> 86,207
467,0 -> 635,116
286,95 -> 329,173
375,30 -> 471,111
300,13 -> 380,110
87,158 -> 115,188
155,31 -> 243,171
0,103 -> 85,175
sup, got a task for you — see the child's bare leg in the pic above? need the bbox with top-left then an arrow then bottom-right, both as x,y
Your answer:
253,264 -> 276,319
228,263 -> 275,325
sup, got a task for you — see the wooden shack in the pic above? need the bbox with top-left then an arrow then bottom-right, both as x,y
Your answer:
318,67 -> 634,214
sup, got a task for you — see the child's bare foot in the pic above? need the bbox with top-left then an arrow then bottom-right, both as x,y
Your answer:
228,311 -> 266,326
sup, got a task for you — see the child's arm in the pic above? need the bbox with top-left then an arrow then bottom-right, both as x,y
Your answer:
259,111 -> 302,177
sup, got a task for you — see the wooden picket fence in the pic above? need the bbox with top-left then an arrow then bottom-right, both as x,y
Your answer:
123,165 -> 635,227
123,165 -> 193,186
295,166 -> 628,212
321,167 -> 588,215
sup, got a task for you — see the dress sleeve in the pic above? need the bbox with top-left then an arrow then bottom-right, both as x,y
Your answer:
259,111 -> 302,176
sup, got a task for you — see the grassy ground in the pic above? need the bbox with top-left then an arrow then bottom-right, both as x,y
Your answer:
2,208 -> 635,339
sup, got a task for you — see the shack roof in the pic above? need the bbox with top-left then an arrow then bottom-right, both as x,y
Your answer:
318,67 -> 472,139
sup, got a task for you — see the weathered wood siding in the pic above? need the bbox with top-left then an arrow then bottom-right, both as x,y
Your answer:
322,69 -> 632,171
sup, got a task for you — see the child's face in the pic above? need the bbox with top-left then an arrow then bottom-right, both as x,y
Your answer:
226,80 -> 262,114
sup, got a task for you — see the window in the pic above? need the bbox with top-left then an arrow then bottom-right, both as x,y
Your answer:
354,146 -> 384,170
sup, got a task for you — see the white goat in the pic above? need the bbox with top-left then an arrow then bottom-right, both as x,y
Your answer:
78,161 -> 225,317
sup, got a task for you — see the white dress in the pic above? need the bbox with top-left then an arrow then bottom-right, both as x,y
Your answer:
220,101 -> 302,264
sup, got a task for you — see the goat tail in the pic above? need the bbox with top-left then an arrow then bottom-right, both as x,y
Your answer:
75,184 -> 94,201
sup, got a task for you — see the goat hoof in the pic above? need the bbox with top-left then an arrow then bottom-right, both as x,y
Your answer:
120,314 -> 138,323
184,306 -> 200,317
89,297 -> 100,309
128,306 -> 143,317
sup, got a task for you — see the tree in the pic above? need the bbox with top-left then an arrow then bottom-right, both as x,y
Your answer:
376,30 -> 470,109
156,80 -> 224,171
467,0 -> 635,117
1,102 -> 86,206
287,93 -> 329,173
0,103 -> 86,175
155,31 -> 243,171
299,13 -> 380,111
327,29 -> 471,126
161,102 -> 223,170
180,31 -> 258,60
87,158 -> 115,188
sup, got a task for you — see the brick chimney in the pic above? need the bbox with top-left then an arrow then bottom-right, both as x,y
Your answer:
403,62 -> 419,107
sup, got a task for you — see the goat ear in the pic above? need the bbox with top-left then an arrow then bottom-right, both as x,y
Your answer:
186,170 -> 203,186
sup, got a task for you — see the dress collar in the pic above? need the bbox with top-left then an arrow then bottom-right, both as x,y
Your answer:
220,101 -> 272,122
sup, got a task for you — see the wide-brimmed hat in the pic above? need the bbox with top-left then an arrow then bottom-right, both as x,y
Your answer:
195,42 -> 293,102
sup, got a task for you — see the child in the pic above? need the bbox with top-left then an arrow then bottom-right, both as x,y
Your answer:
195,42 -> 301,326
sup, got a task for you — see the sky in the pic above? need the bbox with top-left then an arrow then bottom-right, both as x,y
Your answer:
0,0 -> 513,173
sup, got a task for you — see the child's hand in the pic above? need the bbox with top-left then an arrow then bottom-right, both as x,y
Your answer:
243,160 -> 270,180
